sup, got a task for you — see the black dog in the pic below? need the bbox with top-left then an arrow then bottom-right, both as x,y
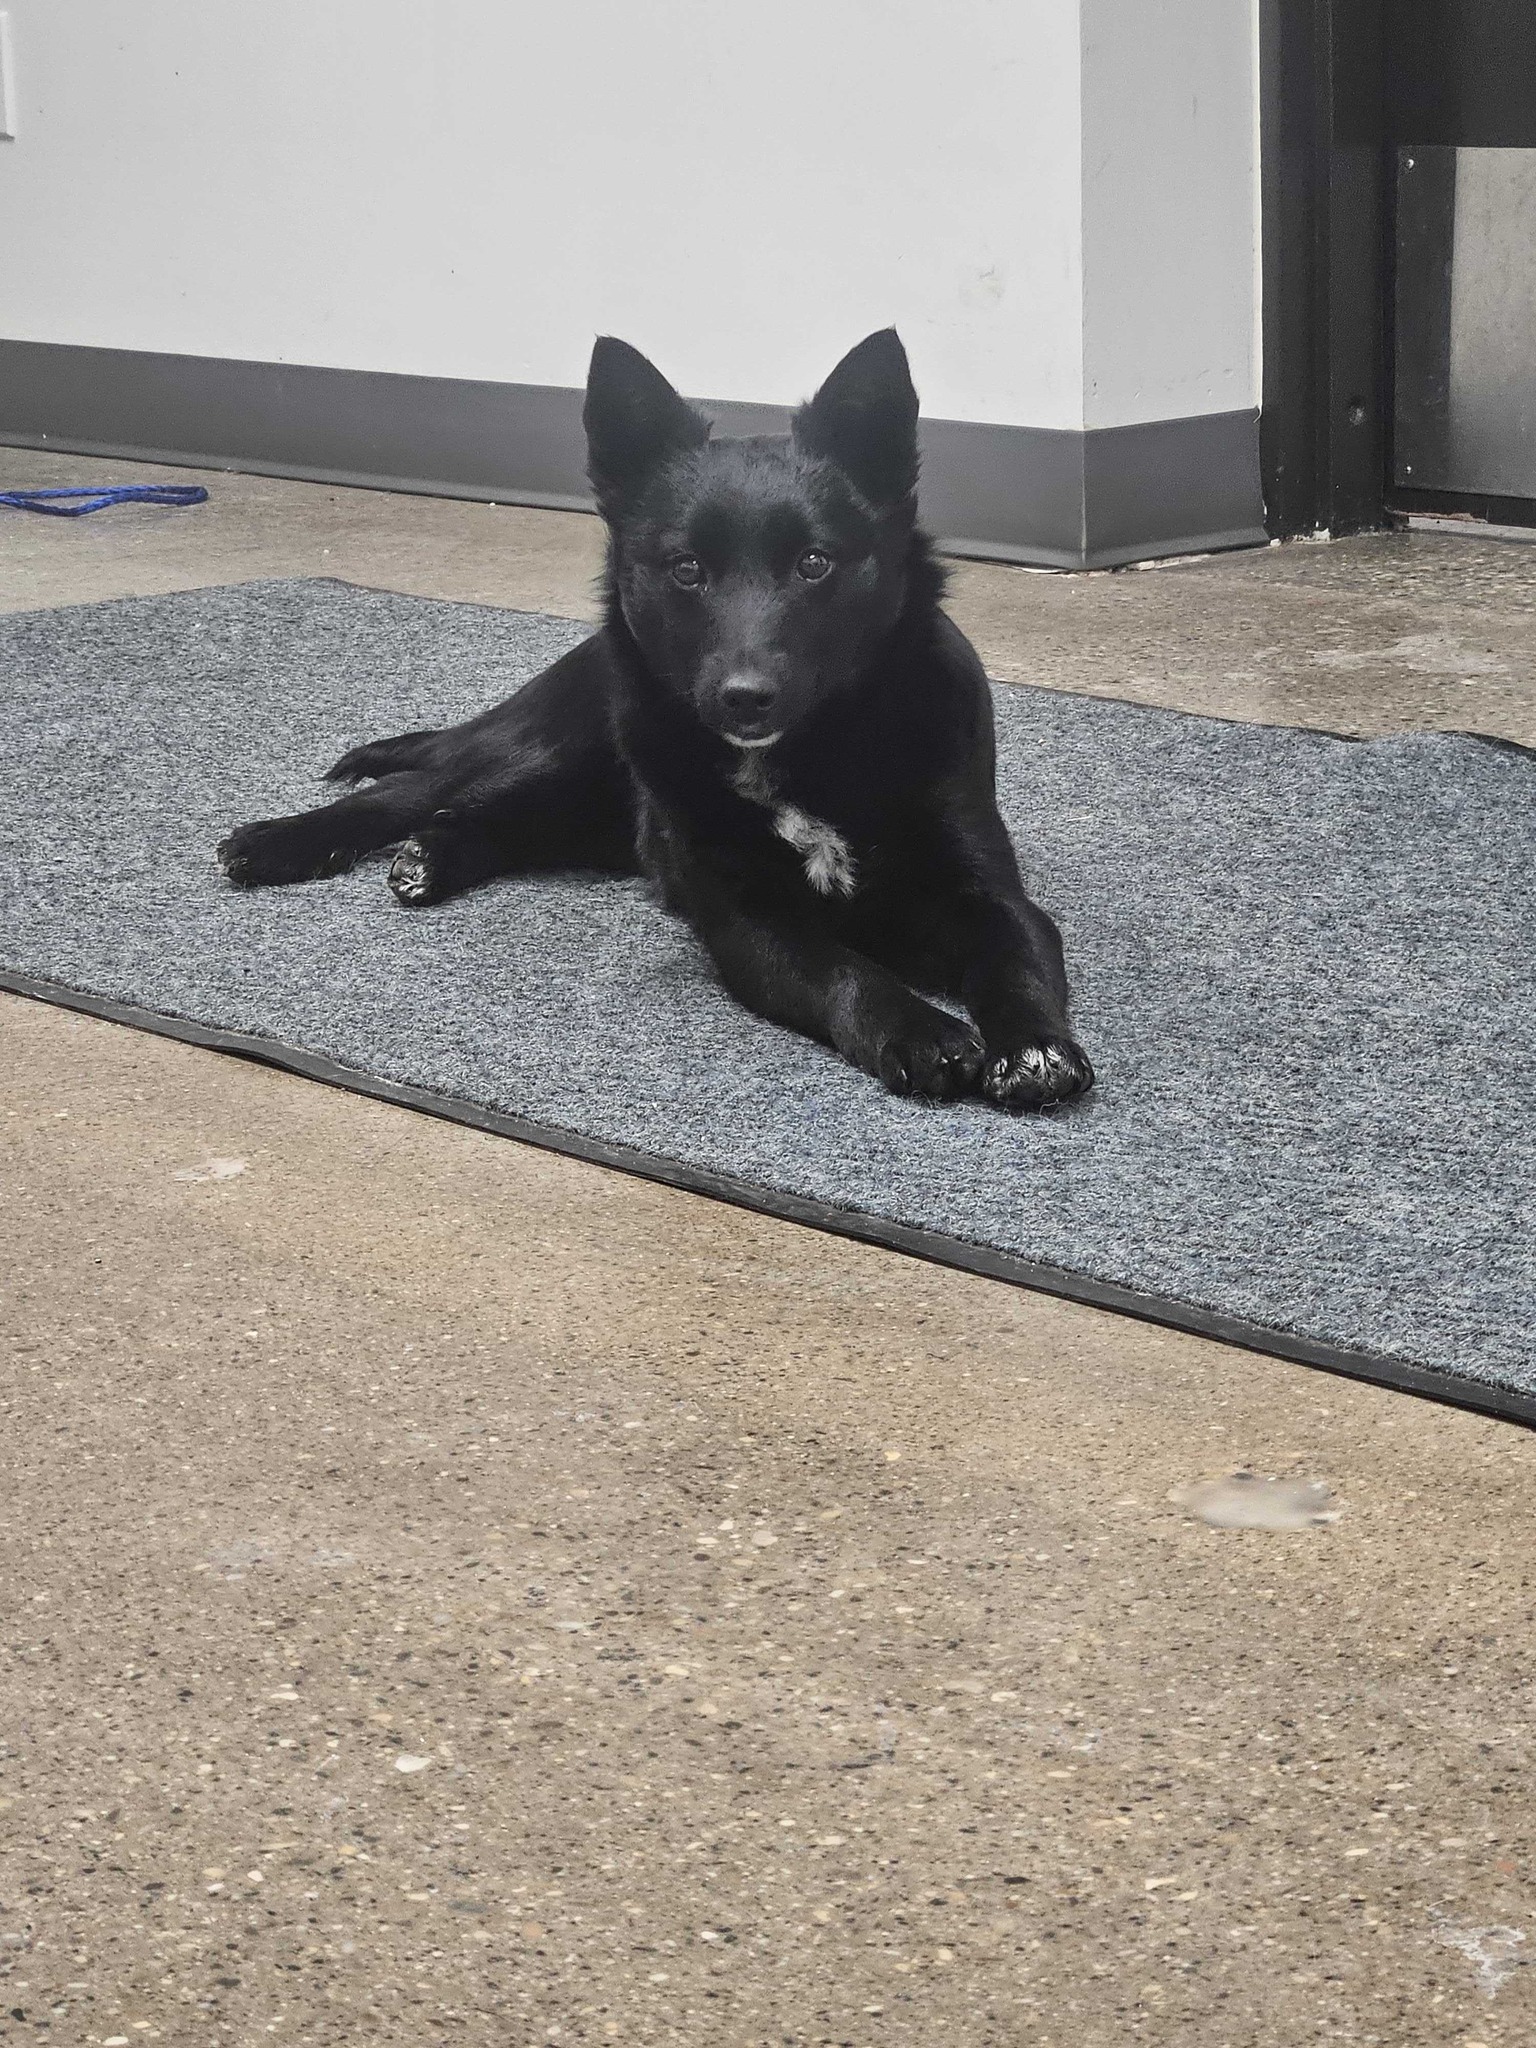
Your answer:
218,330 -> 1093,1111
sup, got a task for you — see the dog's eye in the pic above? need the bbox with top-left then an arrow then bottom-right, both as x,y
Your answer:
669,555 -> 705,588
796,549 -> 833,582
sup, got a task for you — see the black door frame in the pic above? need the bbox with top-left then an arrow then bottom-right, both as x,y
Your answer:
1383,0 -> 1536,528
1261,0 -> 1536,538
1258,0 -> 1389,540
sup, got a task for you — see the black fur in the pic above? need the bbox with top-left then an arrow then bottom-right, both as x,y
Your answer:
217,331 -> 1094,1111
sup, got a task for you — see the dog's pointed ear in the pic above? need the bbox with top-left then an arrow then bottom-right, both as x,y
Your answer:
583,337 -> 711,501
792,329 -> 919,507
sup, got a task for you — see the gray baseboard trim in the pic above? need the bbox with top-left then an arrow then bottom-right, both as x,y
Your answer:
0,339 -> 1265,570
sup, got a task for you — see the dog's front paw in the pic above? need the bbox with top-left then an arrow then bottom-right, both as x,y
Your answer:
388,833 -> 448,907
217,817 -> 358,888
870,1009 -> 985,1101
983,1035 -> 1095,1113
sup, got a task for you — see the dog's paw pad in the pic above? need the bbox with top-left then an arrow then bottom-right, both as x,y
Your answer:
984,1036 -> 1095,1113
216,836 -> 253,885
388,838 -> 439,906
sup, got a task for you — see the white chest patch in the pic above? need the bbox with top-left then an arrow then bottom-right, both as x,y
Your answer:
731,757 -> 858,897
771,803 -> 858,896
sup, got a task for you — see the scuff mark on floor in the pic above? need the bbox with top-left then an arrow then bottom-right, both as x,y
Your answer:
172,1154 -> 248,1183
1429,1909 -> 1526,1996
1310,632 -> 1509,676
1173,1471 -> 1340,1530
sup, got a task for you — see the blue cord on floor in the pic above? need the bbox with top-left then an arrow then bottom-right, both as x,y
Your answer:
0,483 -> 209,517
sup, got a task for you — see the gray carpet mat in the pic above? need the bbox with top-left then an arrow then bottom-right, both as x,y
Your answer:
3,578 -> 1534,1422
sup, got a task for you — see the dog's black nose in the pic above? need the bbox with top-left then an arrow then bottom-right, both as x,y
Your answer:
720,672 -> 779,721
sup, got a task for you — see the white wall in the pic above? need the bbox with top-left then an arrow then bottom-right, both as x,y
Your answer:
0,0 -> 1258,433
0,0 -> 1086,429
1079,0 -> 1261,429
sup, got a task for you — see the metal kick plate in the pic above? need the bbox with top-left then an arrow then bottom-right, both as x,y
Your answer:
1395,145 -> 1536,498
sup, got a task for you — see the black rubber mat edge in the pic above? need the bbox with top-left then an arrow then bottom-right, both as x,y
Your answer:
5,965 -> 1532,1433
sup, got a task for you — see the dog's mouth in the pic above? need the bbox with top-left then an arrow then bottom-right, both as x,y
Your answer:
724,730 -> 782,751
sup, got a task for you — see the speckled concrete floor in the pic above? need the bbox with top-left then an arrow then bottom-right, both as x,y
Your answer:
2,451 -> 1534,2047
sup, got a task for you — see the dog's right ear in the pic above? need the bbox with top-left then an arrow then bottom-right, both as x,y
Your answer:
583,338 -> 711,504
792,329 -> 920,508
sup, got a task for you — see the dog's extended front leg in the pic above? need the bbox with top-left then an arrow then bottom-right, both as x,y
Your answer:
956,893 -> 1095,1112
694,890 -> 984,1100
218,775 -> 434,886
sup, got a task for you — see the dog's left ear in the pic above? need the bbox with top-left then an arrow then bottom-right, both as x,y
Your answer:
792,329 -> 919,508
584,337 -> 712,504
